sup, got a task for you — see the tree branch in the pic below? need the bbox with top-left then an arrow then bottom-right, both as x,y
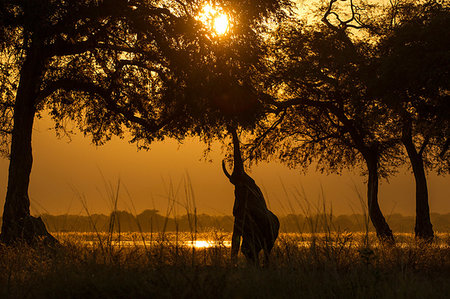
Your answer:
246,109 -> 287,160
418,135 -> 430,157
37,79 -> 168,134
274,96 -> 367,151
322,0 -> 366,30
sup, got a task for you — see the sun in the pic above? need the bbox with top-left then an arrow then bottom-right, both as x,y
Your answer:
198,4 -> 229,36
213,14 -> 228,35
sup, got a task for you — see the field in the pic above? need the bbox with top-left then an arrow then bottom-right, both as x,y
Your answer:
0,231 -> 449,298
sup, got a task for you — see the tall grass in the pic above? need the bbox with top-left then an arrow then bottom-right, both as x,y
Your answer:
0,231 -> 449,298
2,178 -> 447,298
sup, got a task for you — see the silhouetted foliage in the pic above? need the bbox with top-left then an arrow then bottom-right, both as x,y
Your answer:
372,0 -> 450,240
251,7 -> 402,241
246,0 -> 449,242
0,0 -> 291,245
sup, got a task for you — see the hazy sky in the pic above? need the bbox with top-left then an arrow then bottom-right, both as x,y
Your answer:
0,115 -> 449,217
5,0 -> 446,218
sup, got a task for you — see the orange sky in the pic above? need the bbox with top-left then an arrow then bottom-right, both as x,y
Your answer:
0,115 -> 448,217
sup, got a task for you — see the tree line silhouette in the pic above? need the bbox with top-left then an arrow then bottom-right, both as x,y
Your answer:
2,211 -> 449,234
0,0 -> 448,245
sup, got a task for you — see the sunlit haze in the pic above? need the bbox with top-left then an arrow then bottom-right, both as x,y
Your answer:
0,115 -> 448,217
198,4 -> 229,35
0,0 -> 448,219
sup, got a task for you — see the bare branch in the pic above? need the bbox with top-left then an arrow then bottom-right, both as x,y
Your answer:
322,0 -> 367,30
246,109 -> 287,160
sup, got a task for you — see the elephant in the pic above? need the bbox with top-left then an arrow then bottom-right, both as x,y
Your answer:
222,129 -> 279,265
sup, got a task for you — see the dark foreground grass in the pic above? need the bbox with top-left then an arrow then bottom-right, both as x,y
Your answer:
0,233 -> 449,299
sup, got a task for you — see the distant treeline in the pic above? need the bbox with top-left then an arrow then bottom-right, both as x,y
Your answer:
2,210 -> 449,234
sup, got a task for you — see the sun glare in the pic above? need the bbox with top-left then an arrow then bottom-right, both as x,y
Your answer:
213,14 -> 228,35
198,4 -> 229,36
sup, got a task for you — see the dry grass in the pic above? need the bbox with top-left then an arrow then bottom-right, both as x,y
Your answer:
4,178 -> 445,298
0,231 -> 449,299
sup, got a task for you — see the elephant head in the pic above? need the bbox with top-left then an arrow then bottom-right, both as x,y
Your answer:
222,128 -> 252,185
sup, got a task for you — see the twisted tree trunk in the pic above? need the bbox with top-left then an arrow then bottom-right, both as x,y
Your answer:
365,150 -> 394,243
0,44 -> 56,245
402,125 -> 434,241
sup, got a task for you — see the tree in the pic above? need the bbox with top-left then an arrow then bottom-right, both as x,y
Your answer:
249,5 -> 402,241
374,0 -> 450,241
250,0 -> 449,242
0,0 -> 190,244
0,0 -> 290,245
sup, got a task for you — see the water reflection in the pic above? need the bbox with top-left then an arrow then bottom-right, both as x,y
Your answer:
56,232 -> 450,249
185,240 -> 232,248
79,240 -> 232,248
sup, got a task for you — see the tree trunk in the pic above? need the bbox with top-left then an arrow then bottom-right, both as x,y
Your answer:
402,131 -> 434,241
0,44 -> 56,245
365,151 -> 395,243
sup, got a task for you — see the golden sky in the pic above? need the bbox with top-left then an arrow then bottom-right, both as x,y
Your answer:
0,115 -> 448,217
0,0 -> 448,218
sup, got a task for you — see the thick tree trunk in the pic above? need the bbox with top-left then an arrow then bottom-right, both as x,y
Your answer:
365,152 -> 395,243
0,45 -> 56,245
402,132 -> 434,241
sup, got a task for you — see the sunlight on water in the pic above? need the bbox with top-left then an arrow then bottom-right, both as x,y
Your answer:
57,232 -> 450,249
185,240 -> 232,248
79,239 -> 232,248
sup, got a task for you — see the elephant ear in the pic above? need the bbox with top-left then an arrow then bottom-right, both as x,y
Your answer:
222,160 -> 232,180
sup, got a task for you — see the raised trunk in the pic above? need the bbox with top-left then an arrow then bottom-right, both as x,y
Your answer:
365,151 -> 394,243
0,44 -> 56,245
402,127 -> 434,241
230,128 -> 244,175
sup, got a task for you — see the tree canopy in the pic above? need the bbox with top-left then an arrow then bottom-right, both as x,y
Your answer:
0,0 -> 292,244
244,0 -> 449,241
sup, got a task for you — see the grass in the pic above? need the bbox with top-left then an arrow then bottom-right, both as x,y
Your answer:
5,177 -> 446,298
0,232 -> 449,299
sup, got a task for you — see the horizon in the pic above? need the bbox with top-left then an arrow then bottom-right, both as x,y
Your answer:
1,115 -> 449,217
26,209 -> 450,218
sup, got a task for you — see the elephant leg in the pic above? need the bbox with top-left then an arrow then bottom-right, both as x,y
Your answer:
241,236 -> 260,266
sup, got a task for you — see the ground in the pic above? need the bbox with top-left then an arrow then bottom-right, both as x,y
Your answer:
0,232 -> 449,298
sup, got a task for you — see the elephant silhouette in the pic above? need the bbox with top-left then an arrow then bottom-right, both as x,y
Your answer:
222,128 -> 279,265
